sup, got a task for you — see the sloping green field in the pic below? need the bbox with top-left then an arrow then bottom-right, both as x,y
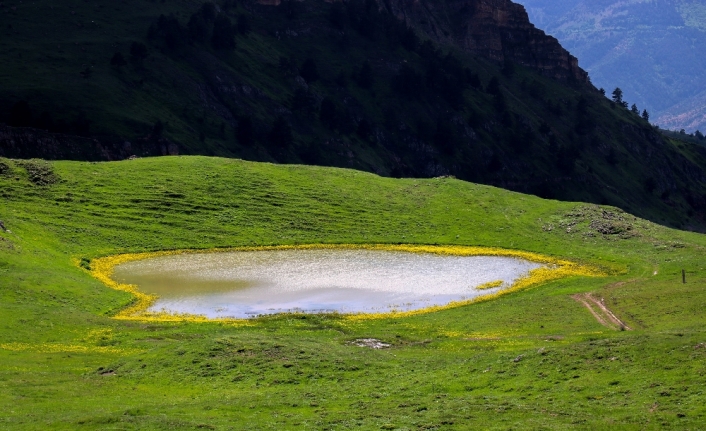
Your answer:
1,156 -> 705,430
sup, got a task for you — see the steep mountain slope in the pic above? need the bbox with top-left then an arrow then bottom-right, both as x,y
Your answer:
519,0 -> 706,133
378,0 -> 588,82
1,0 -> 706,229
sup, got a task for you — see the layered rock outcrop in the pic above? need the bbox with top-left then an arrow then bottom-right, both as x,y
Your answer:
0,124 -> 178,161
378,0 -> 589,83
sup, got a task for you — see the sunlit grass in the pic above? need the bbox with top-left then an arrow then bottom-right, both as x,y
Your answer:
1,156 -> 705,429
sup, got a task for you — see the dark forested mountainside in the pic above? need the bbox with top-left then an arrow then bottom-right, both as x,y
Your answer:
1,0 -> 706,230
519,0 -> 706,134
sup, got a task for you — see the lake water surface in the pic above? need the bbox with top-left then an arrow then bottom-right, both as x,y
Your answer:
112,249 -> 541,318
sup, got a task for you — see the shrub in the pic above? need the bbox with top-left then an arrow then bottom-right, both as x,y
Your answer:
467,72 -> 481,90
130,42 -> 148,64
335,71 -> 348,88
110,52 -> 127,68
400,26 -> 418,51
268,116 -> 293,148
392,65 -> 424,99
433,120 -> 457,155
154,15 -> 187,51
357,119 -> 373,141
502,60 -> 515,78
16,160 -> 59,185
236,116 -> 254,146
300,58 -> 319,83
80,258 -> 92,270
291,89 -> 316,113
644,177 -> 657,193
199,3 -> 217,22
278,56 -> 298,77
188,13 -> 210,42
0,159 -> 11,176
237,15 -> 251,35
212,16 -> 236,50
486,76 -> 500,95
357,61 -> 374,89
329,2 -> 346,29
320,98 -> 338,129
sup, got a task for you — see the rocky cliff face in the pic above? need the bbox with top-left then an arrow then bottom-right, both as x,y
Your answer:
377,0 -> 589,83
0,124 -> 179,161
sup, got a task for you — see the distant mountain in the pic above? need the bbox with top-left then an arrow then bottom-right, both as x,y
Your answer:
518,0 -> 706,133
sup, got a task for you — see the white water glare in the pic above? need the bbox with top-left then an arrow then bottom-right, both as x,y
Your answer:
112,249 -> 541,318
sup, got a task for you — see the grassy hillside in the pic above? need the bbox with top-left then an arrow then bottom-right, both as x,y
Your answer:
1,156 -> 706,429
2,0 -> 706,230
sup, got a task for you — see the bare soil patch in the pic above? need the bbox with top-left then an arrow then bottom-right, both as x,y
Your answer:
572,293 -> 632,331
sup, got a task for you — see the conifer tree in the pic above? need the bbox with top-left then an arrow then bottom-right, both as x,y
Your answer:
357,61 -> 374,89
110,52 -> 127,69
300,58 -> 319,83
268,116 -> 293,148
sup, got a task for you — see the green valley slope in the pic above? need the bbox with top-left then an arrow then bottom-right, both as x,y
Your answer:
1,156 -> 706,429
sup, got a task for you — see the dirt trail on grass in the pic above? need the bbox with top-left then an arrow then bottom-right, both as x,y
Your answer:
572,293 -> 632,331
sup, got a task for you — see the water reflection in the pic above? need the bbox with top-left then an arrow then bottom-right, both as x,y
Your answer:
113,249 -> 541,318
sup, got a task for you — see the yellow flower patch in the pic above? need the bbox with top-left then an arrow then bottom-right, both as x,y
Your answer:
475,280 -> 504,290
0,342 -> 136,355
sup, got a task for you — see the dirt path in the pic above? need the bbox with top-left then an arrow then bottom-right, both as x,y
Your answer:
572,293 -> 632,331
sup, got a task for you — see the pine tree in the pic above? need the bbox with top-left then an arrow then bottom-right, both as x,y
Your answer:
642,109 -> 650,122
319,98 -> 338,129
486,76 -> 501,95
357,61 -> 374,89
612,87 -> 623,104
110,52 -> 127,68
237,15 -> 251,35
129,42 -> 148,65
236,116 -> 253,146
268,116 -> 293,148
300,58 -> 319,83
212,16 -> 235,50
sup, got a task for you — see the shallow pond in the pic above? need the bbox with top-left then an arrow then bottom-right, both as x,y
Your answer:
112,249 -> 542,318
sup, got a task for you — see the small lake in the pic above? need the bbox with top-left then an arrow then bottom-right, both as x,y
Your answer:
112,249 -> 542,318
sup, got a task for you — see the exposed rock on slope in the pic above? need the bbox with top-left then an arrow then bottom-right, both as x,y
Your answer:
0,124 -> 178,161
378,0 -> 589,82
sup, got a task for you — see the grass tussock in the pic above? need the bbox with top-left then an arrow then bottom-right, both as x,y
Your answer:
0,158 -> 11,176
15,159 -> 59,185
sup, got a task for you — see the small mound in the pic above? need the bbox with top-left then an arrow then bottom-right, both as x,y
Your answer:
16,159 -> 59,186
0,159 -> 11,176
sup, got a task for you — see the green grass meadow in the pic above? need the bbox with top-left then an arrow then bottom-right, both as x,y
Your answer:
1,156 -> 706,429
